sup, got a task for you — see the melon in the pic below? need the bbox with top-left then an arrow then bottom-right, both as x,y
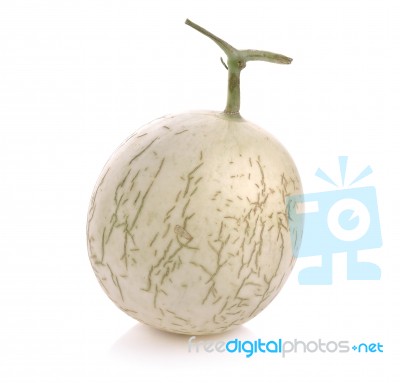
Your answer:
86,19 -> 303,335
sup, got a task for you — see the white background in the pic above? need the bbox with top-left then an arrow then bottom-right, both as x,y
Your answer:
1,0 -> 399,382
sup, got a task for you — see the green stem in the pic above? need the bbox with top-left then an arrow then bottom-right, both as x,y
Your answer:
185,19 -> 292,116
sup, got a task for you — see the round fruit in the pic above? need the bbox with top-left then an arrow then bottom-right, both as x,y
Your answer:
87,19 -> 303,335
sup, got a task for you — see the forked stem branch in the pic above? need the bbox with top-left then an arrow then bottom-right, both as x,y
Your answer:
185,19 -> 292,116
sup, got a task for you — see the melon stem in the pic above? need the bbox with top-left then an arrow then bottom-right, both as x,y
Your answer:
185,19 -> 292,116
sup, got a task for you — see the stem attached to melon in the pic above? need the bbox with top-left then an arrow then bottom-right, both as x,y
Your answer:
185,19 -> 292,116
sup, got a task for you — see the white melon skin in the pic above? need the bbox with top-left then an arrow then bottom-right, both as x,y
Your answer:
87,110 -> 303,335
